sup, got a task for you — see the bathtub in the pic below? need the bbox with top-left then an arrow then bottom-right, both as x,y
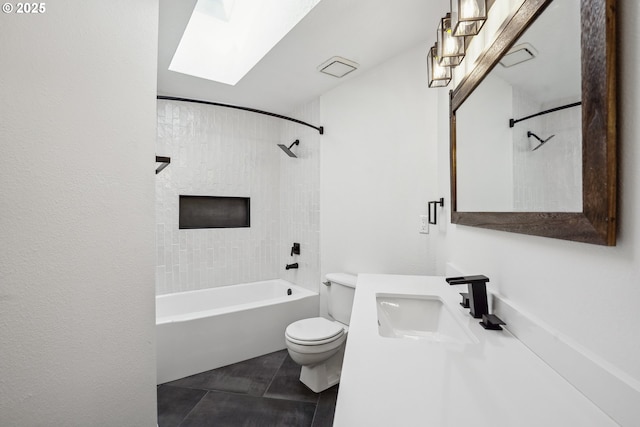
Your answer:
156,279 -> 319,384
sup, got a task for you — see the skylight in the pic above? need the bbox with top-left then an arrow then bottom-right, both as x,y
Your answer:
169,0 -> 323,86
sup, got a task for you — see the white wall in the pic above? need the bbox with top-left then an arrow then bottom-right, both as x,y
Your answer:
0,2 -> 158,426
320,44 -> 440,311
456,72 -> 514,211
438,1 -> 640,424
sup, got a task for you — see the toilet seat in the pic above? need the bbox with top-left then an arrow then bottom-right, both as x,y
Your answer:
286,334 -> 346,358
285,317 -> 345,346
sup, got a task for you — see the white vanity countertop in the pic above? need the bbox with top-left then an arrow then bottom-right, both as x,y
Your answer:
333,274 -> 618,427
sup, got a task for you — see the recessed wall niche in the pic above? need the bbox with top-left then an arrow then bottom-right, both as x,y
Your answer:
179,196 -> 250,229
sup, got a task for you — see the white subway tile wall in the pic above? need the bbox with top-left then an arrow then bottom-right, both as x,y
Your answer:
156,100 -> 321,295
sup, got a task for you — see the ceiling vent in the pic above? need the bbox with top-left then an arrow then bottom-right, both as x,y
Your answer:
318,56 -> 359,78
499,43 -> 538,68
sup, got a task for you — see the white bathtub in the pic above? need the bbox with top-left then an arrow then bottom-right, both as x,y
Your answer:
156,279 -> 319,384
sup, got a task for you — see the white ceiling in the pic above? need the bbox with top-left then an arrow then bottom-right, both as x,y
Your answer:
157,0 -> 449,115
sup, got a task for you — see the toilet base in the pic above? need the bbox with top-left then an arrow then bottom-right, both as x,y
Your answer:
299,345 -> 345,393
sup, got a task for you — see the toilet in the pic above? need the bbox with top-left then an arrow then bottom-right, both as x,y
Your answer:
285,273 -> 357,393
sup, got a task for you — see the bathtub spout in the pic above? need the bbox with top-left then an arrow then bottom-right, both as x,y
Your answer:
286,263 -> 299,270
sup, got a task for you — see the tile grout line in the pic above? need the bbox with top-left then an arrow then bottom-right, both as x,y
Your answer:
262,352 -> 289,398
174,388 -> 209,427
264,353 -> 321,406
312,386 -> 339,427
309,400 -> 321,427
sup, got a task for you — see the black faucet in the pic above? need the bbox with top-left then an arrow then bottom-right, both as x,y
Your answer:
445,275 -> 490,319
446,275 -> 506,330
290,243 -> 300,256
285,263 -> 299,270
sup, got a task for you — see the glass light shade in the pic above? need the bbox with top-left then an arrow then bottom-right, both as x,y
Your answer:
427,45 -> 451,88
437,13 -> 465,67
451,0 -> 487,37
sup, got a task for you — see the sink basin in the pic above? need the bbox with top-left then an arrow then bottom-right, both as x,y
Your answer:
376,293 -> 475,344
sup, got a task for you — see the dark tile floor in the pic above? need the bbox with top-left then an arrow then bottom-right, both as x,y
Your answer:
157,349 -> 338,427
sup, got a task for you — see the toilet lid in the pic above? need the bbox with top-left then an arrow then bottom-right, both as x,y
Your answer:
286,318 -> 344,344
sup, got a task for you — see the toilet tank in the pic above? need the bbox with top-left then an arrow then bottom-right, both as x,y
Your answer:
326,273 -> 357,325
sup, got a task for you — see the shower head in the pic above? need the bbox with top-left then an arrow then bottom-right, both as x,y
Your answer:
278,139 -> 299,158
277,144 -> 297,157
527,131 -> 555,151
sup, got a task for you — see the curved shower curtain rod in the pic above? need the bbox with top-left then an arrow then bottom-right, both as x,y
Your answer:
157,96 -> 324,135
509,101 -> 582,128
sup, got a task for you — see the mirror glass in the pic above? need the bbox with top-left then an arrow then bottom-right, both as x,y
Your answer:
456,0 -> 581,212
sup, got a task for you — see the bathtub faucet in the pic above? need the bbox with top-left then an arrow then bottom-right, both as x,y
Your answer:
285,263 -> 299,270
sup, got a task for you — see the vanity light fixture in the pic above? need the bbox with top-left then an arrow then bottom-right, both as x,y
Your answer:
437,13 -> 465,67
427,44 -> 452,88
450,0 -> 487,37
427,1 -> 490,88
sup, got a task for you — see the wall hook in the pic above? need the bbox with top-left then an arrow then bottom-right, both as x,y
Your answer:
428,197 -> 444,225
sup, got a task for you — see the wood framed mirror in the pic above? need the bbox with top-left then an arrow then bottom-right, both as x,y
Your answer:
449,0 -> 616,245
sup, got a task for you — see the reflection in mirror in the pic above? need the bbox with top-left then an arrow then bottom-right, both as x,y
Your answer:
456,0 -> 582,212
449,0 -> 616,246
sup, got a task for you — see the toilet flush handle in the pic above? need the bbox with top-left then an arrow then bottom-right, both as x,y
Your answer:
322,281 -> 331,287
